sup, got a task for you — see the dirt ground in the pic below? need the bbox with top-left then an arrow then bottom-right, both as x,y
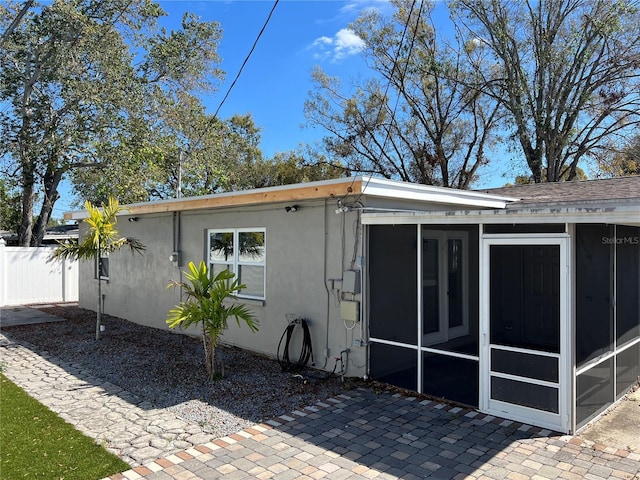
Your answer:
578,386 -> 640,453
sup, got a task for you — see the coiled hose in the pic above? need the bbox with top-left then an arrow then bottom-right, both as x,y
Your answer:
277,318 -> 314,373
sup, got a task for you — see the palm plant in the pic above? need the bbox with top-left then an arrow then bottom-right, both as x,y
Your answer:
167,261 -> 258,379
52,197 -> 145,340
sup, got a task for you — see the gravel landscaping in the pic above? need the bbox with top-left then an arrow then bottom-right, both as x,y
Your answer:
2,306 -> 353,438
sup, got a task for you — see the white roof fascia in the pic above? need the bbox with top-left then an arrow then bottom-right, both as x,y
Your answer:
360,177 -> 516,209
361,204 -> 640,226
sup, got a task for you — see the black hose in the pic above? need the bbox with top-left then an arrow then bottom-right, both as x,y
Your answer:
277,318 -> 314,373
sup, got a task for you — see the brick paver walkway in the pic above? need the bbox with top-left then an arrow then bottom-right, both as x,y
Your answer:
105,391 -> 640,480
2,315 -> 639,479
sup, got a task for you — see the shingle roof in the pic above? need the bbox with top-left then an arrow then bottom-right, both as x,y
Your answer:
477,176 -> 640,206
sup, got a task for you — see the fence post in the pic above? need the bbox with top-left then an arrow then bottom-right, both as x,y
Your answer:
0,238 -> 5,307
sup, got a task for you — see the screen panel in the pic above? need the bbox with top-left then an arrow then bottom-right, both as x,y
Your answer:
369,225 -> 418,345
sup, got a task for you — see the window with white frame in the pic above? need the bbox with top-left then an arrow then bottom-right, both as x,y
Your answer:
208,228 -> 266,300
95,253 -> 109,280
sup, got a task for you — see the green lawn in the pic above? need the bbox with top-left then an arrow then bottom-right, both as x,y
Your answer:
0,373 -> 130,480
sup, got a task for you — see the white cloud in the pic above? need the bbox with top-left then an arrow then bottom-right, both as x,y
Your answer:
309,28 -> 365,62
339,0 -> 391,16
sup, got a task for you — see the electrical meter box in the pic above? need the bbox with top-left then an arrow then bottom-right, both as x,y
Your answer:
342,270 -> 360,294
341,300 -> 360,323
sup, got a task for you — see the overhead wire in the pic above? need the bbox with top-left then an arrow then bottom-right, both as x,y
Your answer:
213,0 -> 279,119
343,0 -> 424,207
176,0 -> 279,178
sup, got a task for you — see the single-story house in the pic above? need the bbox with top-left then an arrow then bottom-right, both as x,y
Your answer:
66,175 -> 640,434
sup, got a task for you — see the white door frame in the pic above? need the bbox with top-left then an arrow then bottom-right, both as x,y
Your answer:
480,234 -> 572,433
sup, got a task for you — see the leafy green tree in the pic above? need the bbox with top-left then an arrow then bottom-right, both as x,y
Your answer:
71,110 -> 264,204
52,197 -> 145,340
453,0 -> 640,183
72,113 -> 344,205
0,0 -> 223,246
235,151 -> 346,189
167,261 -> 258,380
597,133 -> 640,177
304,0 -> 503,188
0,179 -> 21,233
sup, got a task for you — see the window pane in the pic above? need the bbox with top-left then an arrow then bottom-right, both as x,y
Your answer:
96,257 -> 109,279
211,263 -> 232,277
423,352 -> 478,407
101,258 -> 109,279
210,232 -> 234,262
238,231 -> 265,263
370,343 -> 417,391
448,239 -> 464,329
238,264 -> 264,298
423,238 -> 439,335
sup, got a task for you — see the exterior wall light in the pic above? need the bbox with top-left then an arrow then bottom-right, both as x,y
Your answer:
285,205 -> 299,213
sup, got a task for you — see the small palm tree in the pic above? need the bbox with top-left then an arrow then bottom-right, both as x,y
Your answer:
52,197 -> 145,340
167,261 -> 258,379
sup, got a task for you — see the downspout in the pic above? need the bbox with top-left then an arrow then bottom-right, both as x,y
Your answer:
173,211 -> 183,295
322,199 -> 331,369
360,219 -> 368,380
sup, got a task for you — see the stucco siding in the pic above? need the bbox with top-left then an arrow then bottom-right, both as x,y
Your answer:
78,199 -> 366,378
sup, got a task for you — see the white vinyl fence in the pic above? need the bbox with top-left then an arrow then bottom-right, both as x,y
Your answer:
0,238 -> 78,307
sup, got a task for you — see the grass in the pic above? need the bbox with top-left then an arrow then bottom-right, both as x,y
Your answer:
0,373 -> 130,480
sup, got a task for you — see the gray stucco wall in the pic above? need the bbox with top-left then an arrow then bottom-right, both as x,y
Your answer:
78,198 -> 366,378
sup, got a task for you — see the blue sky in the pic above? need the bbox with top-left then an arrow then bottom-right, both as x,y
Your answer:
159,0 -> 388,157
54,0 -> 509,217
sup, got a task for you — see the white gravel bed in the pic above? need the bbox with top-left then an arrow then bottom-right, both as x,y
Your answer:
3,306 -> 350,438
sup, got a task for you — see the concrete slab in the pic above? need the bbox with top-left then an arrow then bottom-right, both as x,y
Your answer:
0,306 -> 67,327
579,386 -> 640,453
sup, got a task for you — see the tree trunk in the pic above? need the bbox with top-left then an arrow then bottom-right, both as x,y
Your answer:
202,330 -> 215,380
202,328 -> 224,380
31,166 -> 63,246
19,164 -> 35,247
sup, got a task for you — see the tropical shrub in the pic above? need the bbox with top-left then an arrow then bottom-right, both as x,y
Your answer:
167,261 -> 258,379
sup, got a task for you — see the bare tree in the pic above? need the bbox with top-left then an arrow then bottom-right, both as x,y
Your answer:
304,0 -> 503,188
453,0 -> 640,182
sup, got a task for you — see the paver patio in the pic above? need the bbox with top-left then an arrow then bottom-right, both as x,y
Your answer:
1,309 -> 639,480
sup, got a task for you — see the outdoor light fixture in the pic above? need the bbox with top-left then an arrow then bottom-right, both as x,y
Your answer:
128,217 -> 139,222
285,205 -> 299,213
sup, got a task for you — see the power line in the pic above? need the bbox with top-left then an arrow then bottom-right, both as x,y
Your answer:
175,0 -> 279,196
213,0 -> 279,118
346,0 -> 424,205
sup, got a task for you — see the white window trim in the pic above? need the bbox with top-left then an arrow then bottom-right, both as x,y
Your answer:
208,228 -> 266,300
422,230 -> 469,346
